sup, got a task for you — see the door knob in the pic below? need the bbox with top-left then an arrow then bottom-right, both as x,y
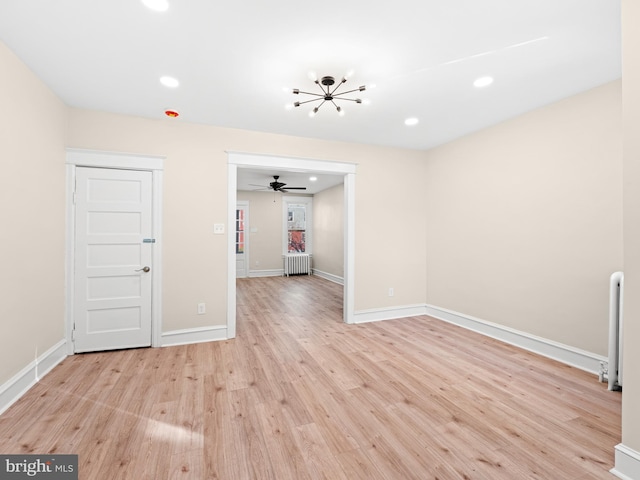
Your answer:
135,266 -> 151,273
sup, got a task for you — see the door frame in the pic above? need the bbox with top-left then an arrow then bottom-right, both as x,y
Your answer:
236,201 -> 249,278
65,148 -> 164,355
227,152 -> 356,338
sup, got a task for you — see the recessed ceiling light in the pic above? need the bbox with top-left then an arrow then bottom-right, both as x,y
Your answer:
404,117 -> 419,126
141,0 -> 169,11
473,76 -> 494,88
160,76 -> 179,88
309,176 -> 318,182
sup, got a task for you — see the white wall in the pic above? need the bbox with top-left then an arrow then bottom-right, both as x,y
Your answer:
313,183 -> 344,279
2,29 -> 636,453
424,81 -> 623,356
236,190 -> 285,272
0,42 -> 68,385
66,109 -> 429,330
621,0 -> 640,462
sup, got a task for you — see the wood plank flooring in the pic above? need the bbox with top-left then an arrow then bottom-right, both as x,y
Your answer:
0,275 -> 621,479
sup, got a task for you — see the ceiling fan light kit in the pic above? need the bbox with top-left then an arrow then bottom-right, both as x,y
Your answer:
293,75 -> 366,116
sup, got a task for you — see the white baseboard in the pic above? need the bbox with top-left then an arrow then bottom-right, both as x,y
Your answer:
161,326 -> 229,347
352,302 -> 604,375
248,269 -> 283,278
312,269 -> 344,285
424,304 -> 605,375
0,339 -> 67,416
611,444 -> 640,480
353,304 -> 428,324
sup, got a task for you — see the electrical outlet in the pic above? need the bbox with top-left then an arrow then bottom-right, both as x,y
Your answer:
197,303 -> 206,315
388,287 -> 394,297
213,224 -> 225,234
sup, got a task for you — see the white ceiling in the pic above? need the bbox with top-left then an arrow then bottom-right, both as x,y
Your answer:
0,1 -> 620,154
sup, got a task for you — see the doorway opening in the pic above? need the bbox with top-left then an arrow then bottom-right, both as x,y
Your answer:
227,152 -> 356,338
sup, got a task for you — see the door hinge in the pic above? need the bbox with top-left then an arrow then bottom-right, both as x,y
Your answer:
71,328 -> 75,341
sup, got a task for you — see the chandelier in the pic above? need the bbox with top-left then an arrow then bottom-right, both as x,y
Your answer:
293,75 -> 366,116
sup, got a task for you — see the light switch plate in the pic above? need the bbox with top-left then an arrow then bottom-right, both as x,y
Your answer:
214,224 -> 225,234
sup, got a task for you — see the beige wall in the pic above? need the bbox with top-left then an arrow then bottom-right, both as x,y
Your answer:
313,183 -> 344,278
236,190 -> 285,271
622,0 -> 640,454
424,81 -> 623,355
67,109 -> 429,330
0,43 -> 68,385
4,25 -> 635,449
237,188 -> 342,276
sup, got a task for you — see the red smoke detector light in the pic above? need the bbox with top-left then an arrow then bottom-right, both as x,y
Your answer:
164,109 -> 179,118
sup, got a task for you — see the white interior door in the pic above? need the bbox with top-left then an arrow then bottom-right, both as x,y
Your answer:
73,167 -> 153,352
236,202 -> 248,278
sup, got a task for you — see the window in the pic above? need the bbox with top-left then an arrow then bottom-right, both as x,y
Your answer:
287,204 -> 307,252
235,208 -> 245,254
283,197 -> 312,255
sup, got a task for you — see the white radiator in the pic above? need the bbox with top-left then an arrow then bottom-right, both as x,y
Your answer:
601,271 -> 624,391
284,254 -> 311,276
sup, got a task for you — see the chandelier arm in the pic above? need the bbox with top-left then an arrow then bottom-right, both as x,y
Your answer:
315,99 -> 327,110
295,98 -> 324,106
329,79 -> 346,96
295,90 -> 325,97
332,88 -> 365,96
334,98 -> 361,103
314,81 -> 329,95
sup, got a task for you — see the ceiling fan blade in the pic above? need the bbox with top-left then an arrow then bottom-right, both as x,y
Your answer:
283,187 -> 307,190
249,183 -> 268,187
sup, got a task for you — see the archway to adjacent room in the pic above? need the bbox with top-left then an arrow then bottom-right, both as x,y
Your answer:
227,152 -> 356,338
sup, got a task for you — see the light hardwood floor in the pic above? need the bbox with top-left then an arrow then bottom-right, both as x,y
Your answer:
0,275 -> 621,479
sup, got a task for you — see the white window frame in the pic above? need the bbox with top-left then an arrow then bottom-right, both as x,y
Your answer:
283,196 -> 313,255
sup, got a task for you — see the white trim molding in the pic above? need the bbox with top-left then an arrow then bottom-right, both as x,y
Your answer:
248,269 -> 284,278
312,269 -> 344,285
0,340 -> 67,416
161,326 -> 229,347
65,148 -> 165,352
611,444 -> 640,480
354,304 -> 428,324
353,302 -> 606,375
227,151 -> 357,334
424,304 -> 606,375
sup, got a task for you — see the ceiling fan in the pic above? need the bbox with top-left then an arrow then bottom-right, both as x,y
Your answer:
251,175 -> 307,193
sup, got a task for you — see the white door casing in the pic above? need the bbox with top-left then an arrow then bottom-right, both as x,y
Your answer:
227,152 -> 356,339
236,202 -> 249,278
73,167 -> 153,352
65,148 -> 164,355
